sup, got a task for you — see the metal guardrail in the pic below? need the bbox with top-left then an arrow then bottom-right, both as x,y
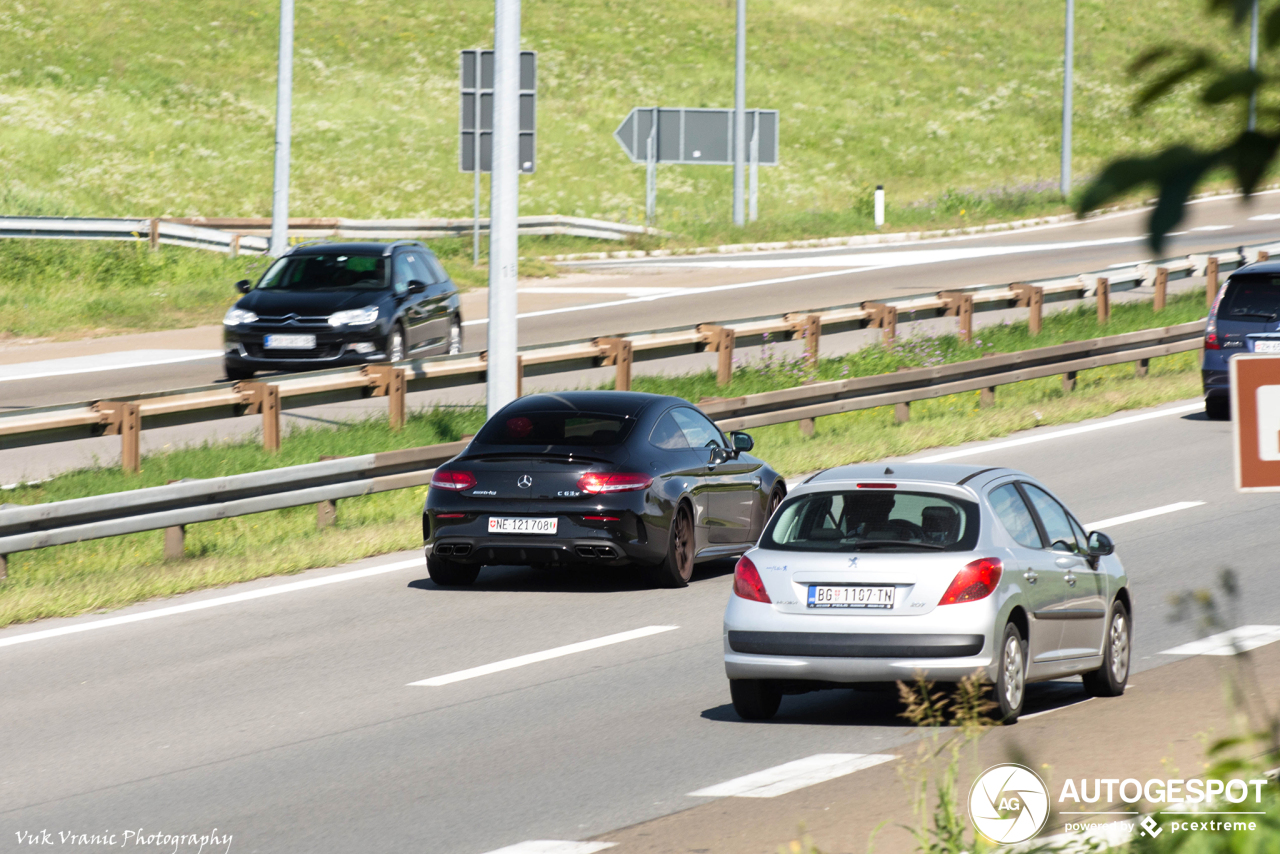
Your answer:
0,214 -> 664,254
0,320 -> 1207,573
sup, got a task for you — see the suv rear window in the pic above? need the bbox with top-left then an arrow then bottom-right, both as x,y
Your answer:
474,411 -> 635,447
1218,275 -> 1280,322
763,490 -> 979,552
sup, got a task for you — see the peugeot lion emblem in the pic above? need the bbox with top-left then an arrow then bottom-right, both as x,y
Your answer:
517,475 -> 533,488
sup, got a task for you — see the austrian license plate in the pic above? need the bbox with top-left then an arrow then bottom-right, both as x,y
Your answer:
265,334 -> 316,349
807,584 -> 895,609
487,516 -> 558,535
1255,340 -> 1280,354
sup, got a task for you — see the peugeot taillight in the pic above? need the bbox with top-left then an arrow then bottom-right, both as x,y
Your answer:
938,557 -> 1003,605
1205,331 -> 1221,350
577,472 -> 653,494
733,555 -> 771,603
430,470 -> 477,491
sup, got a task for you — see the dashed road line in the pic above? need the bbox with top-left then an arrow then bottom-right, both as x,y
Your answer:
1159,625 -> 1280,656
0,349 -> 222,383
1083,501 -> 1204,530
480,842 -> 616,854
408,625 -> 679,687
687,753 -> 895,799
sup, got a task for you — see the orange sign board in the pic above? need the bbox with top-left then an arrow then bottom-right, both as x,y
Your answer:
1231,354 -> 1280,491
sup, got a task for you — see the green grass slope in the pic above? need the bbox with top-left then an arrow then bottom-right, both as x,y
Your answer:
0,0 -> 1249,238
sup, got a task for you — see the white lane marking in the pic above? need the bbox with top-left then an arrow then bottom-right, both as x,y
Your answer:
480,843 -> 615,854
0,349 -> 222,383
1019,698 -> 1094,721
1108,259 -> 1151,267
0,557 -> 424,650
687,753 -> 895,799
1083,501 -> 1204,530
462,267 -> 860,327
519,286 -> 685,296
621,235 -> 1145,270
1249,213 -> 1280,221
913,402 -> 1202,462
408,625 -> 679,687
1190,225 -> 1232,231
1159,625 -> 1280,656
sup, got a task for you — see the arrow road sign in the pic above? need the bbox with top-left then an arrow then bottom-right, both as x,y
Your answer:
613,107 -> 778,166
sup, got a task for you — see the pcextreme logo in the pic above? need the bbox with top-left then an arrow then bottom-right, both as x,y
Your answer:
968,764 -> 1052,844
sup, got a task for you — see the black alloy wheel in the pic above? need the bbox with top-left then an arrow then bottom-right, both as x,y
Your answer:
651,502 -> 695,588
767,487 -> 785,520
1205,396 -> 1230,420
225,364 -> 254,382
427,553 -> 480,587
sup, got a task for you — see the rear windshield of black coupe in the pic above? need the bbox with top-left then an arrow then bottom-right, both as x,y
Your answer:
474,411 -> 636,447
257,254 -> 388,291
1219,275 -> 1280,322
763,490 -> 980,552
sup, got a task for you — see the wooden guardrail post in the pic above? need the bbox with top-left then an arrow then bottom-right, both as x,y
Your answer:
516,355 -> 524,397
364,364 -> 407,430
697,324 -> 736,386
895,402 -> 911,423
148,218 -> 159,251
1095,277 -> 1111,325
1206,255 -> 1220,309
863,302 -> 897,345
229,233 -> 241,258
317,500 -> 337,528
1153,267 -> 1169,313
786,314 -> 821,367
238,382 -> 281,451
94,401 -> 141,473
1013,283 -> 1044,336
980,387 -> 996,407
939,292 -> 974,343
164,525 -> 185,560
1063,371 -> 1078,393
0,553 -> 7,580
596,338 -> 633,391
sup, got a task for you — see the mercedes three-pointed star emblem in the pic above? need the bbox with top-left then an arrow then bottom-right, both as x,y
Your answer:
517,475 -> 533,488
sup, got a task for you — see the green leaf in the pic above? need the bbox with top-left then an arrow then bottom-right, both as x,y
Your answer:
1203,69 -> 1265,104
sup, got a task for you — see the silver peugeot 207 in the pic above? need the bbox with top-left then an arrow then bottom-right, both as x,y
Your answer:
722,463 -> 1131,723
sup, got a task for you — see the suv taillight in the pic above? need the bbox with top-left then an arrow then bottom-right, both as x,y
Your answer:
733,555 -> 771,603
430,470 -> 477,491
938,558 -> 1003,605
577,472 -> 653,494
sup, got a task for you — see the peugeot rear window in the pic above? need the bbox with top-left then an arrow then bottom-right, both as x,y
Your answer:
763,490 -> 980,552
474,411 -> 635,447
1219,275 -> 1280,322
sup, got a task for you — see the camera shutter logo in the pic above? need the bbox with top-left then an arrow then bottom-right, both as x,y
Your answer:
968,764 -> 1050,844
518,475 -> 533,488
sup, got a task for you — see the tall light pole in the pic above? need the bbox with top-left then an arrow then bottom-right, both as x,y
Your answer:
487,0 -> 521,415
1060,0 -> 1074,198
269,0 -> 294,257
732,0 -> 746,226
1249,0 -> 1259,131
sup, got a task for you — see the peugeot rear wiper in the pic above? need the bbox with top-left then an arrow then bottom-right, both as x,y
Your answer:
1229,311 -> 1278,320
847,539 -> 947,550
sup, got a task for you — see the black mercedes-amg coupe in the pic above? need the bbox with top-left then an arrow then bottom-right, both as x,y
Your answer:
423,391 -> 786,588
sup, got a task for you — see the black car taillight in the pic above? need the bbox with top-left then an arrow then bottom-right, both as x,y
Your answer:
577,473 -> 653,494
431,470 -> 476,491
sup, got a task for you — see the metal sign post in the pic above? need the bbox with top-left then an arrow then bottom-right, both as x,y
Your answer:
269,0 -> 294,257
614,107 -> 778,223
732,0 -> 747,226
748,118 -> 759,222
460,49 -> 536,268
1230,354 -> 1280,490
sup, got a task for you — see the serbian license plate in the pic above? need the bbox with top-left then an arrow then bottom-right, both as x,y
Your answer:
1255,340 -> 1280,354
265,334 -> 316,349
807,584 -> 896,609
488,516 -> 558,535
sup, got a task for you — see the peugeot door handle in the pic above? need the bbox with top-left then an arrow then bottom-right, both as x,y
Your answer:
1023,570 -> 1039,584
1064,573 -> 1077,587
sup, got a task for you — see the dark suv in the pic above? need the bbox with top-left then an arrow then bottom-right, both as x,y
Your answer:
1203,259 -> 1280,419
223,241 -> 462,380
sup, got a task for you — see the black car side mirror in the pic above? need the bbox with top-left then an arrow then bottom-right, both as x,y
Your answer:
1088,531 -> 1115,557
234,279 -> 251,294
710,446 -> 733,465
407,279 -> 428,295
730,431 -> 754,456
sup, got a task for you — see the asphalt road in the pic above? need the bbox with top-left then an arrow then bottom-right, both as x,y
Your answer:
1,399 -> 1276,854
4,190 -> 1280,415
